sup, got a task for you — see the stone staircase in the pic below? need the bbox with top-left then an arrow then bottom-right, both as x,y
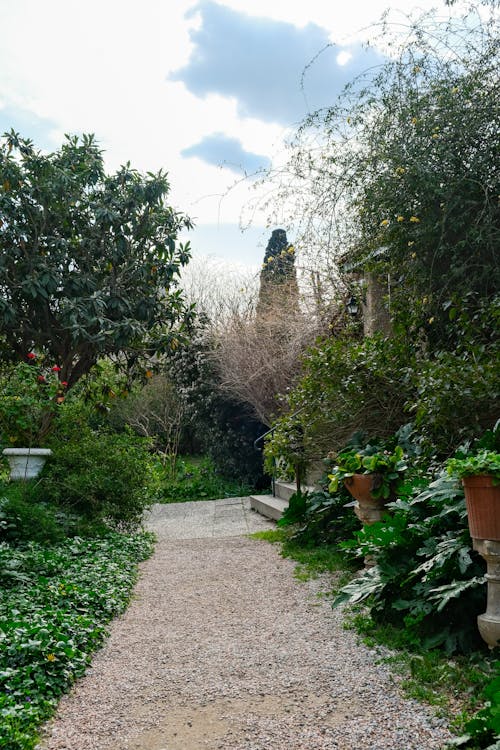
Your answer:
250,480 -> 315,521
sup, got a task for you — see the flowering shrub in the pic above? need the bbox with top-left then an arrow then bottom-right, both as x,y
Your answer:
0,356 -> 67,447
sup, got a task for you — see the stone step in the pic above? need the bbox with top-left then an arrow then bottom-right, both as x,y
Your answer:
275,481 -> 316,501
249,494 -> 288,521
274,481 -> 296,502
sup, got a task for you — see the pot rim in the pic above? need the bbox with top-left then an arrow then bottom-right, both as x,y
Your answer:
2,448 -> 52,456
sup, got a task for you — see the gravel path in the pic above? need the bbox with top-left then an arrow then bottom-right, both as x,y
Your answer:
38,498 -> 452,750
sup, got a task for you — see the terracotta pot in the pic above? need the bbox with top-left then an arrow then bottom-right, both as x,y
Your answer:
344,473 -> 383,506
344,473 -> 389,528
462,475 -> 500,541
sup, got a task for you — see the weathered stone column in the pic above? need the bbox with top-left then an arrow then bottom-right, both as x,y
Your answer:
473,538 -> 500,649
362,272 -> 392,337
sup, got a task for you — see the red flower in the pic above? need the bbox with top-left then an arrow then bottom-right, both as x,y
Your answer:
61,381 -> 68,387
51,365 -> 61,372
37,375 -> 46,383
27,352 -> 36,360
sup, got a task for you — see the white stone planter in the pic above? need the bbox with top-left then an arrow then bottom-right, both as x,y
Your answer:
2,448 -> 52,480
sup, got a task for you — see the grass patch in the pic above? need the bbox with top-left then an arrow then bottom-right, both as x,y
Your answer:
157,455 -> 253,503
250,527 -> 355,586
344,610 -> 498,735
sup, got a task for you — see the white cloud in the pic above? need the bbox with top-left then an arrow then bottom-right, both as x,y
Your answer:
0,0 -> 464,265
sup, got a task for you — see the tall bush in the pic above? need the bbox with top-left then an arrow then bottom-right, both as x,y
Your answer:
34,405 -> 154,529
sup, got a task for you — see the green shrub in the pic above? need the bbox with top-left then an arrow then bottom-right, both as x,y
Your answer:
335,471 -> 486,654
266,334 -> 416,465
0,487 -> 65,546
278,490 -> 309,526
279,486 -> 360,548
409,298 -> 500,456
457,665 -> 500,749
36,425 -> 153,529
0,483 -> 109,545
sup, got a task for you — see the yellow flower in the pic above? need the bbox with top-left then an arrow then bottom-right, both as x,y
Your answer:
380,219 -> 390,227
432,133 -> 439,139
411,252 -> 417,259
395,167 -> 405,176
288,245 -> 295,254
145,370 -> 153,379
409,216 -> 420,223
46,653 -> 56,662
411,117 -> 418,125
428,317 -> 435,324
408,241 -> 415,247
451,86 -> 459,94
397,215 -> 404,222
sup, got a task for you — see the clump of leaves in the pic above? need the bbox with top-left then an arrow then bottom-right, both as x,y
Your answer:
335,471 -> 486,654
452,664 -> 500,749
328,444 -> 408,499
447,450 -> 500,482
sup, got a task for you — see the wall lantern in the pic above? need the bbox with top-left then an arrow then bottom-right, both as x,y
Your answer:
346,296 -> 359,316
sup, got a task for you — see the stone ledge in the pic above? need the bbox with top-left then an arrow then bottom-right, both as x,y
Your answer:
249,494 -> 288,521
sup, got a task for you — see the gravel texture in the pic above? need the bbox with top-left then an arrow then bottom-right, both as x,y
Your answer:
38,498 -> 453,750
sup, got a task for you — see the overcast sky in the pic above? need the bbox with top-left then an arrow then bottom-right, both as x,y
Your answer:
0,0 -> 452,267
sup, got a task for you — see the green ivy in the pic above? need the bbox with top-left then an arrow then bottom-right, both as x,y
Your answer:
0,533 -> 154,749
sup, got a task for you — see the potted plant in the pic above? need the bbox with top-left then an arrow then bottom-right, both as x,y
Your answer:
328,444 -> 408,525
447,449 -> 500,540
0,355 -> 67,480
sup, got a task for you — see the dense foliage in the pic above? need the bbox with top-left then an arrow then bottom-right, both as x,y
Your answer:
336,471 -> 485,654
0,132 -> 193,388
156,455 -> 252,503
165,324 -> 267,486
0,530 -> 154,750
36,411 -> 155,529
0,357 -> 65,447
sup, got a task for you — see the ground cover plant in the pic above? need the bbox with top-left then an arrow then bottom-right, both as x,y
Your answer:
0,524 -> 154,750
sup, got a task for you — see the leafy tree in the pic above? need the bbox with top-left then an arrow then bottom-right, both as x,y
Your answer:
267,5 -> 499,341
0,131 -> 193,387
263,4 -> 499,464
